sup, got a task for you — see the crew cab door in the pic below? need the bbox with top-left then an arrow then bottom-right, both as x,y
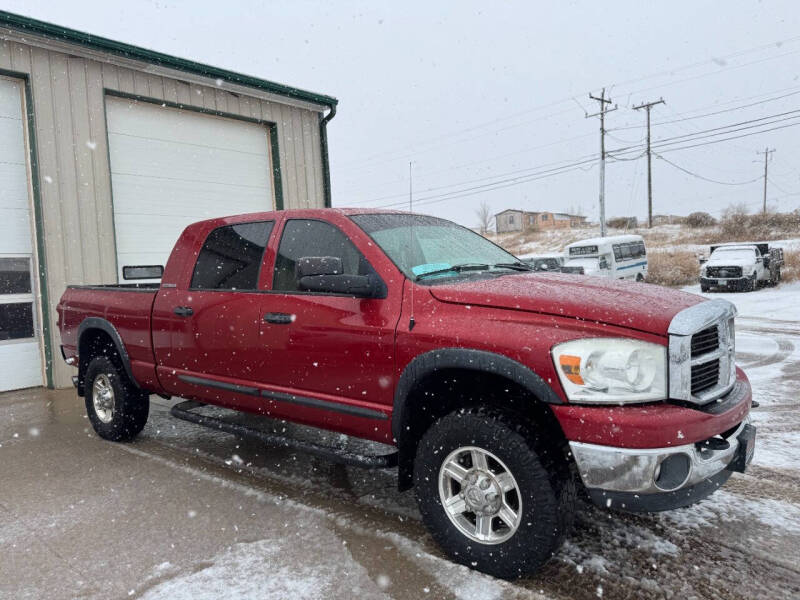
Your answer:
256,217 -> 397,431
153,220 -> 274,406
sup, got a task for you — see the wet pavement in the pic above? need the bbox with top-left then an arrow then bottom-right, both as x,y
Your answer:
2,284 -> 799,599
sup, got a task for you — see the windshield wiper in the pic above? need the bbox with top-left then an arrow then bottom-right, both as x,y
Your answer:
415,263 -> 491,281
493,262 -> 534,272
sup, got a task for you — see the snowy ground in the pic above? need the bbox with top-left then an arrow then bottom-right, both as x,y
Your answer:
1,283 -> 798,599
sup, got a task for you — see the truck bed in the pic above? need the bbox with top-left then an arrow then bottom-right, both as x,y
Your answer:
57,284 -> 161,391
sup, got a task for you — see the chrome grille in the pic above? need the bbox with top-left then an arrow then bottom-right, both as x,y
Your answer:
691,325 -> 719,358
561,266 -> 585,274
706,266 -> 742,278
668,300 -> 737,405
691,358 -> 719,394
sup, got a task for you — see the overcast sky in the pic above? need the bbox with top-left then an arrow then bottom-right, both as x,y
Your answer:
4,0 -> 800,228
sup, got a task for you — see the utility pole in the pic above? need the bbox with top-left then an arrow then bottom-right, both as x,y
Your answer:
633,98 -> 665,228
757,147 -> 776,214
586,89 -> 617,237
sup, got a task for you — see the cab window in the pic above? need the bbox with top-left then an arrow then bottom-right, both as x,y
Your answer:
273,219 -> 371,292
190,221 -> 273,290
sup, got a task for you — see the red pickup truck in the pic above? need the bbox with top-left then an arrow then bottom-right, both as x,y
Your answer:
57,209 -> 755,579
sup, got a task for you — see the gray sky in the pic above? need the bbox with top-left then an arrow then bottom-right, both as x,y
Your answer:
5,0 -> 800,228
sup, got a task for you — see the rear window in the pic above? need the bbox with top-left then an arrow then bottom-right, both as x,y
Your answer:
190,221 -> 273,290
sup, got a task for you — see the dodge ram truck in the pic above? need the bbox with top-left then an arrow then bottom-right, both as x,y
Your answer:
57,209 -> 756,579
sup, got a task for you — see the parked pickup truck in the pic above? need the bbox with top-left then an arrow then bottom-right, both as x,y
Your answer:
57,209 -> 755,579
700,242 -> 784,292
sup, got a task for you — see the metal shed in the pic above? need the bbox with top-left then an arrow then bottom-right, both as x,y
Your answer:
0,10 -> 337,389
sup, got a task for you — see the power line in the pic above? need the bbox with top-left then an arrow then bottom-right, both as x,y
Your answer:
655,154 -> 762,185
655,120 -> 800,154
608,109 -> 800,156
335,35 -> 800,173
338,131 -> 597,199
609,88 -> 800,132
345,148 -> 601,206
372,156 -> 597,208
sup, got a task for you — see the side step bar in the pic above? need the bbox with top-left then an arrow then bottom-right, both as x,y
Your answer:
169,400 -> 398,469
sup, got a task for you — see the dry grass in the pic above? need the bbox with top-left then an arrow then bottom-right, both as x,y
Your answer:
645,250 -> 700,287
782,250 -> 800,283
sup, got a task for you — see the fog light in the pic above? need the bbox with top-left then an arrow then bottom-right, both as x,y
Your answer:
654,454 -> 691,491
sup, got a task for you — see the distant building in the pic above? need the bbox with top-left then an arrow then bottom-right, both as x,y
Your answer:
494,210 -> 587,233
652,214 -> 685,226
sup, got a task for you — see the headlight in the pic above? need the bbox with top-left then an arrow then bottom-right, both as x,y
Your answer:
552,338 -> 667,404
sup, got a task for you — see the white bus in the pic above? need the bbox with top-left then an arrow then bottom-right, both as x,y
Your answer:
561,234 -> 648,281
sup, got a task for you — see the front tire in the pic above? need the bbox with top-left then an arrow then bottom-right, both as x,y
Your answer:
413,409 -> 574,579
84,356 -> 149,441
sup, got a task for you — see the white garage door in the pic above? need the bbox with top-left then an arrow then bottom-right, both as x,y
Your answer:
105,97 -> 275,281
0,77 -> 43,392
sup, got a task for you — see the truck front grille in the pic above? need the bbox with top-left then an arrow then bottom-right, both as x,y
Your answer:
691,325 -> 719,357
691,358 -> 720,395
668,300 -> 737,405
706,266 -> 742,278
561,266 -> 585,274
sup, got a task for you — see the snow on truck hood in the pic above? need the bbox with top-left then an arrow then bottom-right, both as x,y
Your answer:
706,257 -> 755,267
427,272 -> 703,335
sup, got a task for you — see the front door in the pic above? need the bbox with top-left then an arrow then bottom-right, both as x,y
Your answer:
257,218 -> 396,431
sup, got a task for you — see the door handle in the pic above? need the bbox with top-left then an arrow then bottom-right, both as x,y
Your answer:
263,312 -> 293,325
173,306 -> 194,317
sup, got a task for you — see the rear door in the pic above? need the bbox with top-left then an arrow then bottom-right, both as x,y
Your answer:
154,220 -> 274,407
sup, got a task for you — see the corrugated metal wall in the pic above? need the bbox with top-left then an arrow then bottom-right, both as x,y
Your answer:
0,38 -> 328,388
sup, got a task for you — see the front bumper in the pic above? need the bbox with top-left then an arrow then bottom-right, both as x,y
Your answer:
700,276 -> 746,289
570,420 -> 755,512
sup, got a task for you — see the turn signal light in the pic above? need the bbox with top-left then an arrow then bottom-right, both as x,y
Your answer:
559,355 -> 584,385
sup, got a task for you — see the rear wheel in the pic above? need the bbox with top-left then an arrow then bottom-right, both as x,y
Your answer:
413,409 -> 574,579
84,356 -> 149,441
635,273 -> 644,282
700,283 -> 710,293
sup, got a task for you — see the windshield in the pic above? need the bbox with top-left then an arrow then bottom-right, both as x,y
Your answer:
350,213 -> 520,280
711,248 -> 756,260
564,257 -> 601,271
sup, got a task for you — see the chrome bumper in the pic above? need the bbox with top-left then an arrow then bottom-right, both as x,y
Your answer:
570,420 -> 752,500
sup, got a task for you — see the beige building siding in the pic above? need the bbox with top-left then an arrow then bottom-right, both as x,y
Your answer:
0,37 -> 329,387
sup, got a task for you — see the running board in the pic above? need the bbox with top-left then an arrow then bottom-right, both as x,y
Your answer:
169,400 -> 398,469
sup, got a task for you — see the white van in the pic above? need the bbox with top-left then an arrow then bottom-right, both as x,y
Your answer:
561,234 -> 648,281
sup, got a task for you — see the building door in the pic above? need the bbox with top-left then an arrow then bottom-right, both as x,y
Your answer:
104,96 -> 275,282
0,77 -> 43,391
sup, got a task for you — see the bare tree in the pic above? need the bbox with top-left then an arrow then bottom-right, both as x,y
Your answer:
476,201 -> 493,235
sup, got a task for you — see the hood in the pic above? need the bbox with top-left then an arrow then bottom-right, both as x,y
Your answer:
706,257 -> 754,268
426,272 -> 704,335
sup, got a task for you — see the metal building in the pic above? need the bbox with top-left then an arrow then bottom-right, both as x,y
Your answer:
0,11 -> 337,390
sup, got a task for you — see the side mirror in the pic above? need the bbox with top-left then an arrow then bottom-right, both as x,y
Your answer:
296,256 -> 342,278
299,274 -> 374,296
122,265 -> 163,280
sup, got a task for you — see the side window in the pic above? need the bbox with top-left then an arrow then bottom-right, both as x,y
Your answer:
273,220 -> 365,292
620,244 -> 633,260
613,245 -> 622,261
190,221 -> 273,290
